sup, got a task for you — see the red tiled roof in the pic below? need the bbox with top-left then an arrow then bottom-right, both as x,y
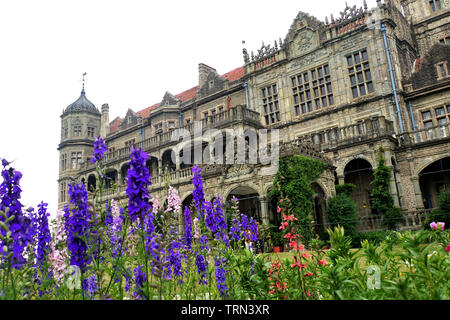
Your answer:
221,66 -> 244,82
109,117 -> 123,133
110,66 -> 244,133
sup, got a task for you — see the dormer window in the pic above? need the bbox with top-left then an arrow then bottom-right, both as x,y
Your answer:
436,62 -> 449,79
87,127 -> 95,138
155,123 -> 163,133
429,0 -> 442,12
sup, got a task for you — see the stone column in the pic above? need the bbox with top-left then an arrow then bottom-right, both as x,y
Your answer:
259,196 -> 270,226
411,177 -> 425,210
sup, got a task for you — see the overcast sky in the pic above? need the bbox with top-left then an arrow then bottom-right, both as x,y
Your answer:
0,0 -> 379,216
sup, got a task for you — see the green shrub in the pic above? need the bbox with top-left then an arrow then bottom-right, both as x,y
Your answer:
352,230 -> 397,247
326,193 -> 358,239
424,189 -> 450,228
335,183 -> 355,197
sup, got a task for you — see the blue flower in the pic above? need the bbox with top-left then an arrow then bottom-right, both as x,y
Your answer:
90,136 -> 108,164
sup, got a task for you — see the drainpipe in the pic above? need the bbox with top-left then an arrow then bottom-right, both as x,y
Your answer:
408,100 -> 416,131
381,23 -> 405,135
179,113 -> 183,128
243,83 -> 250,109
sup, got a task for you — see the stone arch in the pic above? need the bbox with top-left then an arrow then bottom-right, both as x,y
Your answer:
120,163 -> 129,185
418,156 -> 450,209
87,174 -> 96,192
415,154 -> 450,177
343,158 -> 375,219
105,168 -> 118,189
225,185 -> 261,220
338,155 -> 376,177
311,182 -> 328,236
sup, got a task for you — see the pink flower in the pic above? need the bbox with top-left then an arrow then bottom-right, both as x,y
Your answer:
166,186 -> 181,213
277,206 -> 282,214
319,259 -> 327,266
445,245 -> 450,252
152,196 -> 159,215
430,221 -> 445,230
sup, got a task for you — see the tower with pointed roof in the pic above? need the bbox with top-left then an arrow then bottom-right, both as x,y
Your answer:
57,81 -> 101,204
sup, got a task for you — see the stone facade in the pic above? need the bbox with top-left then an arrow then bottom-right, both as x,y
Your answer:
58,0 -> 450,233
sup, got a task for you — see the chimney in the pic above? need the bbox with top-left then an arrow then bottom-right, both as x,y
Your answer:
198,63 -> 217,88
100,103 -> 110,138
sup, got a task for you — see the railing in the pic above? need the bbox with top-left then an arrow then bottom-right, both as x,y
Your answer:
356,210 -> 430,233
399,123 -> 450,147
79,105 -> 261,173
307,116 -> 395,152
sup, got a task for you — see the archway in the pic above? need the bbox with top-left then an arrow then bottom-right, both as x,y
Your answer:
344,158 -> 374,218
105,169 -> 117,189
311,182 -> 327,235
87,174 -> 96,192
146,156 -> 159,177
120,163 -> 129,185
226,186 -> 261,221
162,149 -> 176,172
419,157 -> 450,209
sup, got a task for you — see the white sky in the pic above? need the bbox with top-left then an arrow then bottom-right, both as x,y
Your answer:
0,0 -> 379,216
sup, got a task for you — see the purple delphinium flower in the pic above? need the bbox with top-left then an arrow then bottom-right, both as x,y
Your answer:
183,206 -> 192,251
64,183 -> 92,273
214,257 -> 229,298
165,239 -> 183,281
134,264 -> 147,299
192,166 -> 205,218
126,148 -> 152,224
90,136 -> 108,164
195,253 -> 208,285
82,274 -> 98,299
0,160 -> 34,269
34,201 -> 51,269
205,197 -> 229,247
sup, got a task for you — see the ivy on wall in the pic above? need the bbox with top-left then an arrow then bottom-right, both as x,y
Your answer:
268,155 -> 327,242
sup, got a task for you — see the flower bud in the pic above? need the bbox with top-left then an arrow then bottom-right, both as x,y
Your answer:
2,245 -> 7,253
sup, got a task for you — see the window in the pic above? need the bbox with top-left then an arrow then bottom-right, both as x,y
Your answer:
71,152 -> 82,169
60,182 -> 66,203
421,106 -> 450,128
218,106 -> 224,113
87,127 -> 95,138
185,118 -> 191,125
73,125 -> 82,137
429,0 -> 442,12
439,36 -> 450,44
62,127 -> 68,139
291,64 -> 334,116
168,121 -> 175,129
155,123 -> 163,132
436,62 -> 449,79
109,147 -> 115,153
347,49 -> 374,98
125,139 -> 136,148
262,84 -> 280,125
60,153 -> 67,171
203,111 -> 209,119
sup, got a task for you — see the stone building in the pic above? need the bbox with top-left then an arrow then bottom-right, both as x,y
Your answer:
57,0 -> 450,233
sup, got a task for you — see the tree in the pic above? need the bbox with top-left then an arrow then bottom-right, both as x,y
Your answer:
370,147 -> 404,230
268,155 -> 327,242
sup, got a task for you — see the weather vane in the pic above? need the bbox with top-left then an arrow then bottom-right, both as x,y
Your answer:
81,72 -> 87,92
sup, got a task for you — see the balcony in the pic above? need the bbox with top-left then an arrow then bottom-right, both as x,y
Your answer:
79,105 -> 261,173
308,116 -> 395,152
399,123 -> 450,147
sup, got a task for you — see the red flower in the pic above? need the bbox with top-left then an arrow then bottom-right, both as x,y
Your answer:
302,252 -> 311,259
291,262 -> 308,269
319,259 -> 327,266
277,206 -> 282,213
446,245 -> 450,252
279,222 -> 289,230
304,272 -> 313,277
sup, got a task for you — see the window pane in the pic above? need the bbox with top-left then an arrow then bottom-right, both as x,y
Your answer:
267,87 -> 272,96
422,111 -> 432,120
315,99 -> 321,109
327,83 -> 333,93
307,101 -> 313,112
424,120 -> 433,128
347,56 -> 353,66
328,95 -> 334,105
304,73 -> 309,82
294,95 -> 299,104
292,77 -> 297,87
352,87 -> 359,98
273,85 -> 277,94
295,106 -> 300,116
262,88 -> 266,97
350,75 -> 356,86
438,117 -> 447,125
365,70 -> 372,81
361,50 -> 368,61
318,67 -> 323,78
367,81 -> 374,93
354,53 -> 361,64
322,96 -> 328,107
311,70 -> 317,80
324,65 -> 330,75
359,84 -> 366,96
435,107 -> 445,116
